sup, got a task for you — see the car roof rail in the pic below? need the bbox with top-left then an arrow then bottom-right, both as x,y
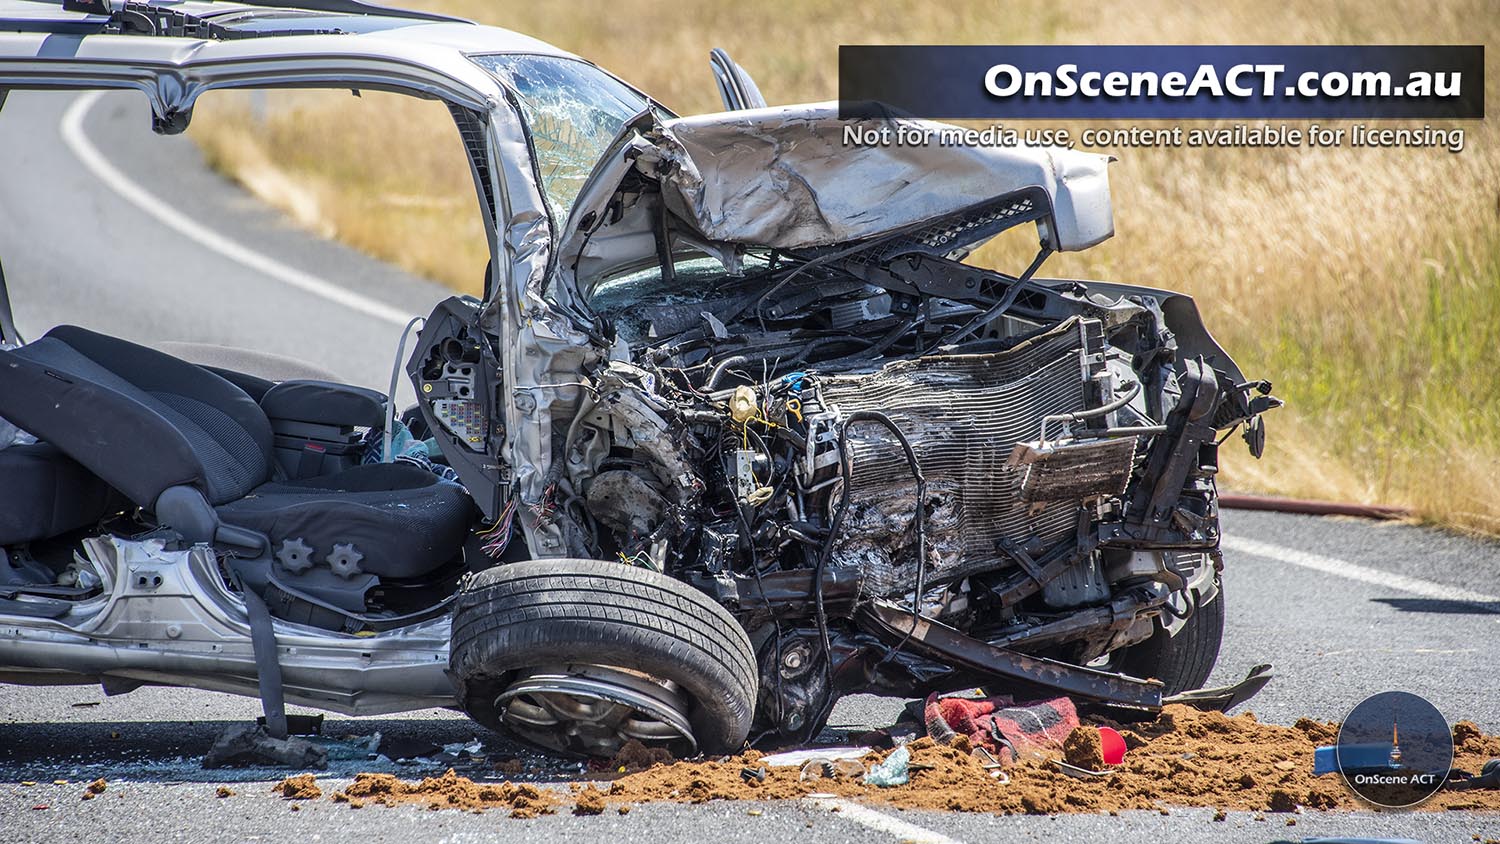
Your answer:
56,0 -> 469,27
214,0 -> 469,24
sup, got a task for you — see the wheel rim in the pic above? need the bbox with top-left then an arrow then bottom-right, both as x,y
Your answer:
496,664 -> 698,758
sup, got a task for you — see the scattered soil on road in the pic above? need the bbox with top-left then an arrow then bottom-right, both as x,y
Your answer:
596,706 -> 1500,814
272,774 -> 321,800
572,784 -> 608,815
279,706 -> 1500,816
328,769 -> 559,817
80,778 -> 107,800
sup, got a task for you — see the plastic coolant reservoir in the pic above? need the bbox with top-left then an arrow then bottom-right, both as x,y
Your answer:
728,385 -> 758,423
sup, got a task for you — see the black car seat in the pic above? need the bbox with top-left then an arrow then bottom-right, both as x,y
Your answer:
0,442 -> 126,546
0,326 -> 474,581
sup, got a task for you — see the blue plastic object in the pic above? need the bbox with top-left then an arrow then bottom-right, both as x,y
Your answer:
1313,742 -> 1399,776
1313,744 -> 1338,775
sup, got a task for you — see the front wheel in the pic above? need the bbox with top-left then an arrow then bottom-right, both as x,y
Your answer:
449,559 -> 758,757
1115,574 -> 1225,694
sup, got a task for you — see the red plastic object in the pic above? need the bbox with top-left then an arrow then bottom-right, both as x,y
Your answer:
1098,726 -> 1127,766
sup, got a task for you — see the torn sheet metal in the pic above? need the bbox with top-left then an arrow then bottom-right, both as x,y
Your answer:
642,103 -> 1113,254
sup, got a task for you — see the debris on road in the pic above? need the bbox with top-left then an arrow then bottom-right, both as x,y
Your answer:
1062,726 -> 1106,770
607,740 -> 676,773
204,724 -> 328,770
273,774 -> 322,800
758,747 -> 872,768
1098,727 -> 1128,766
331,769 -> 558,817
592,706 -> 1500,814
862,746 -> 910,787
798,758 -> 865,781
80,778 -> 106,800
572,785 -> 607,815
226,707 -> 1500,818
922,693 -> 1081,761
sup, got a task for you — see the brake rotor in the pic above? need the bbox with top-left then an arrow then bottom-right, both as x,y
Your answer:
496,664 -> 698,758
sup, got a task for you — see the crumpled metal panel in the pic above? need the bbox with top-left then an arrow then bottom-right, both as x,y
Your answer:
647,103 -> 1114,254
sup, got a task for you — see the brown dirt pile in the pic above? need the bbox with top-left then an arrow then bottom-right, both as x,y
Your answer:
608,739 -> 676,772
600,705 -> 1500,814
273,774 -> 321,800
1062,727 -> 1105,770
572,784 -> 608,815
330,769 -> 559,818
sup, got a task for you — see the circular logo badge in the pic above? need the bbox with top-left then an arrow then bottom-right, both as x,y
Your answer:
1336,690 -> 1452,808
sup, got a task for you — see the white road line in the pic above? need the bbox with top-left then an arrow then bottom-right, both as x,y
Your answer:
803,796 -> 966,844
1221,535 -> 1500,610
59,90 -> 410,327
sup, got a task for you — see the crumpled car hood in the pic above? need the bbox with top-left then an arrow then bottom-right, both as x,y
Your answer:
652,103 -> 1113,251
557,103 -> 1114,294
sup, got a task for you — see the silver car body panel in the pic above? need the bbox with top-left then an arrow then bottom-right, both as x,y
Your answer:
0,536 -> 456,712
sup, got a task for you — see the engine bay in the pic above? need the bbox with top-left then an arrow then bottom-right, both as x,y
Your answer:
404,192 -> 1283,741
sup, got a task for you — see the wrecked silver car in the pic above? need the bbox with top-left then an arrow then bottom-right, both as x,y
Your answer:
0,0 -> 1278,761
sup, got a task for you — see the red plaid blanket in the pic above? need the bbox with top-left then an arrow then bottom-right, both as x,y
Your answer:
923,692 -> 1079,762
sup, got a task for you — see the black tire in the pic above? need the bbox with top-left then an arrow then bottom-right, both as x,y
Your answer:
449,558 -> 758,755
1116,575 -> 1225,694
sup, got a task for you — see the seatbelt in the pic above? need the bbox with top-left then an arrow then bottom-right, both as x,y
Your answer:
0,257 -> 21,346
297,442 -> 327,479
241,586 -> 290,739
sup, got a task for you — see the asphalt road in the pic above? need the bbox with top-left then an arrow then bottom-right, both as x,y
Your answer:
2,90 -> 1499,843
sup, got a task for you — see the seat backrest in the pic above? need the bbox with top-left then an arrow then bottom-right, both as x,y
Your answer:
0,326 -> 274,507
0,442 -> 126,545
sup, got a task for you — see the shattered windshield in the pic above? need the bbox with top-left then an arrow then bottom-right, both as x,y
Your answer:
473,54 -> 648,220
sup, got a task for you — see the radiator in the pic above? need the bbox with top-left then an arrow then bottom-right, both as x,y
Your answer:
816,317 -> 1107,596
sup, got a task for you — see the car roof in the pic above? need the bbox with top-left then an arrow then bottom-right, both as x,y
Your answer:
0,0 -> 578,69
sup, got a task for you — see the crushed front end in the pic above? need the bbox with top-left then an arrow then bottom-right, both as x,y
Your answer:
447,105 -> 1280,748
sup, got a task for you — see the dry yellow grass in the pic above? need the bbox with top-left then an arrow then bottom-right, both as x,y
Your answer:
189,0 -> 1500,533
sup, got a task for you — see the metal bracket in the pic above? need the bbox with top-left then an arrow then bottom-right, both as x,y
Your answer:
1162,663 -> 1273,712
858,599 -> 1164,711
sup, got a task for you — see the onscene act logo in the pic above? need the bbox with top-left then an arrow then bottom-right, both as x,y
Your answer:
1336,691 -> 1453,808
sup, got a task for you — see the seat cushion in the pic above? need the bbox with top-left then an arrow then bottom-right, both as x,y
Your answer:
214,463 -> 475,579
0,443 -> 126,545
